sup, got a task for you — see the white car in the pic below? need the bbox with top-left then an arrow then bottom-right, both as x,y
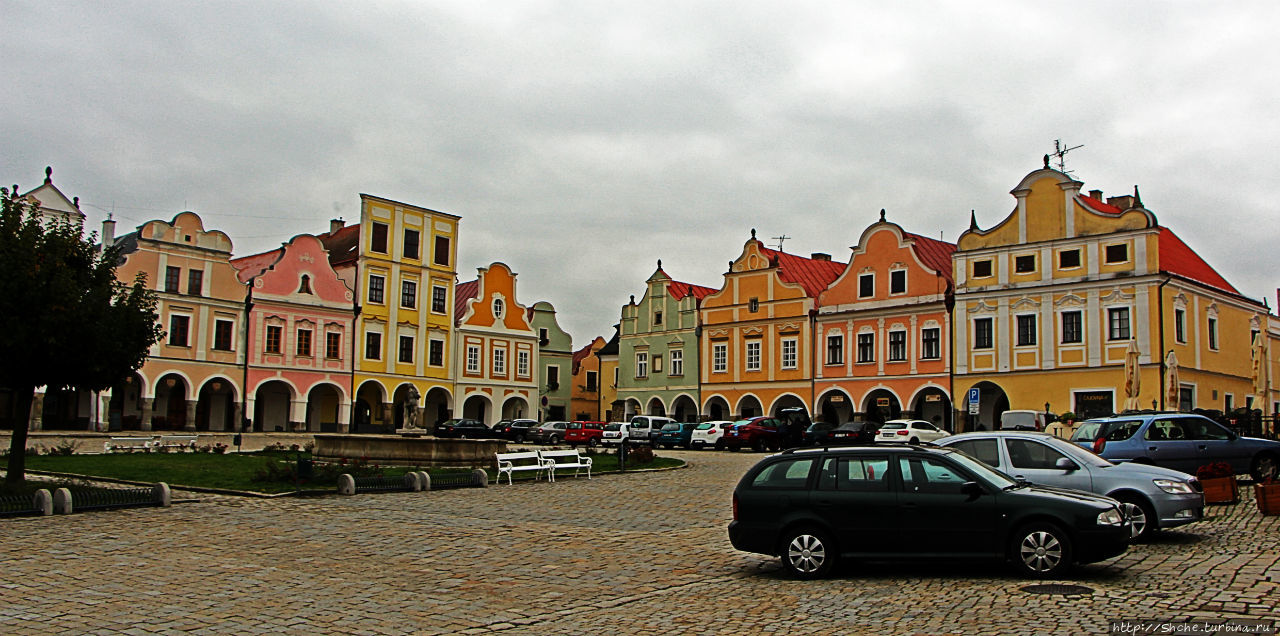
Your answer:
690,420 -> 735,449
600,422 -> 631,445
876,419 -> 949,444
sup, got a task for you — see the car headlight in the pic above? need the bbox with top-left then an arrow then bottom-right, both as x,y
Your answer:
1154,479 -> 1195,495
1097,508 -> 1125,526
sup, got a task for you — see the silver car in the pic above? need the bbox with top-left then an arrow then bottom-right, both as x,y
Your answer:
937,431 -> 1204,540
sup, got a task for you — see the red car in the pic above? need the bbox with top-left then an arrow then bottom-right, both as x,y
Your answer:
721,416 -> 786,452
564,421 -> 607,449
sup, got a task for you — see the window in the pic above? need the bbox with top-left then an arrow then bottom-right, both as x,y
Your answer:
817,456 -> 889,492
517,350 -> 530,377
974,317 -> 993,349
857,333 -> 875,363
1016,314 -> 1037,347
858,273 -> 874,298
1014,254 -> 1035,274
492,348 -> 506,374
1105,243 -> 1128,264
297,274 -> 311,294
213,319 -> 234,351
750,458 -> 815,489
492,298 -> 504,318
1007,439 -> 1069,470
326,332 -> 342,359
898,456 -> 967,494
745,341 -> 761,371
368,274 -> 385,304
1208,317 -> 1218,350
466,345 -> 481,373
826,334 -> 844,365
636,352 -> 648,378
781,338 -> 797,369
888,331 -> 906,361
370,222 -> 388,253
889,270 -> 906,295
1108,307 -> 1131,341
296,328 -> 313,357
265,325 -> 282,354
539,328 -> 549,344
548,365 -> 560,389
399,335 -> 414,363
586,370 -> 598,392
1062,311 -> 1083,344
653,354 -> 663,373
670,349 -> 683,376
921,328 -> 940,359
428,339 -> 444,366
748,298 -> 759,313
653,311 -> 662,326
365,332 -> 382,360
972,259 -> 992,278
164,266 -> 181,293
403,229 -> 420,259
434,235 -> 450,266
947,439 -> 999,467
401,280 -> 417,309
712,343 -> 727,373
168,314 -> 190,347
187,269 -> 203,296
432,285 -> 447,313
1059,249 -> 1081,269
1175,309 -> 1186,343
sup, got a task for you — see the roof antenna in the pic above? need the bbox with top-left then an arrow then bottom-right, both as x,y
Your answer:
1050,139 -> 1084,177
771,234 -> 790,251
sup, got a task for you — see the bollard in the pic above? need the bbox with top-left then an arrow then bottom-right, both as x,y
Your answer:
403,472 -> 422,492
337,473 -> 356,495
33,489 -> 53,516
417,471 -> 431,492
53,488 -> 73,514
471,468 -> 488,488
152,482 -> 172,507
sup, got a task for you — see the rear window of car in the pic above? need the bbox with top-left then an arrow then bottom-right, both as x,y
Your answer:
1073,419 -> 1142,442
880,424 -> 906,431
662,423 -> 681,431
817,456 -> 889,492
947,438 -> 1000,467
750,458 -> 815,489
696,423 -> 714,430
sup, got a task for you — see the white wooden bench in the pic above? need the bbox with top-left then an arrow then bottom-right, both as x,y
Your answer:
540,449 -> 592,481
156,434 -> 199,451
495,451 -> 553,485
104,437 -> 155,452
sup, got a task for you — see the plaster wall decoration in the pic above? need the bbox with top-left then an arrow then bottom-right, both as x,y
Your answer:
1206,303 -> 1220,319
857,325 -> 876,335
1100,288 -> 1135,304
971,300 -> 999,314
921,319 -> 941,330
1054,293 -> 1086,309
778,322 -> 803,333
741,326 -> 765,336
859,266 -> 875,274
1011,297 -> 1040,311
706,329 -> 730,339
1172,292 -> 1189,310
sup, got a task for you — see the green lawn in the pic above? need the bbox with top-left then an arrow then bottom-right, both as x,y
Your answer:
8,450 -> 681,495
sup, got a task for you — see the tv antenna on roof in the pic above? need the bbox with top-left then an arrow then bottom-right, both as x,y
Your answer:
1048,139 -> 1084,176
771,234 -> 790,251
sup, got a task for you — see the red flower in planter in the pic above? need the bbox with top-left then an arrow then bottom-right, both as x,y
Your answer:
1196,462 -> 1234,480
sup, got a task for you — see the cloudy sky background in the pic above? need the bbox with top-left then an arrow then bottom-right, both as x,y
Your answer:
5,1 -> 1278,345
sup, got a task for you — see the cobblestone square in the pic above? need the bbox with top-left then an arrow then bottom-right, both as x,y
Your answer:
2,451 -> 1278,634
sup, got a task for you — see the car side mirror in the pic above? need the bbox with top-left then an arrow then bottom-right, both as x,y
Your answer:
1055,457 -> 1078,471
961,481 -> 985,497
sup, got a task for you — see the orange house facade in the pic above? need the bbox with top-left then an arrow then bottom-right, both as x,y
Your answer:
699,231 -> 845,421
453,263 -> 539,427
815,212 -> 955,428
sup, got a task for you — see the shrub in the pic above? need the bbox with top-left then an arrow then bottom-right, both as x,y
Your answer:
44,440 -> 79,456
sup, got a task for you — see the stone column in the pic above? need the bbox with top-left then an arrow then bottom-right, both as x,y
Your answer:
140,398 -> 154,431
338,400 -> 350,433
291,399 -> 307,432
99,392 -> 113,432
184,400 -> 197,432
29,392 -> 44,431
232,403 -> 244,432
382,402 -> 394,431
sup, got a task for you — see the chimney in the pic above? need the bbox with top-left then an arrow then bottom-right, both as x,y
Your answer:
101,215 -> 117,249
330,218 -> 345,234
1088,189 -> 1103,200
1106,195 -> 1134,209
810,252 -> 831,261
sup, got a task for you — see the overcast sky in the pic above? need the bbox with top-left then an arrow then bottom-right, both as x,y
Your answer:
6,1 -> 1278,345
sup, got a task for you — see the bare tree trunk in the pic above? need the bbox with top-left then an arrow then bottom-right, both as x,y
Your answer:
5,384 -> 35,486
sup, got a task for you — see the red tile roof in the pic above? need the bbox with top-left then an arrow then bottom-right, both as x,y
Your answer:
1158,227 -> 1239,295
454,279 -> 479,324
668,280 -> 717,302
755,242 -> 847,297
1079,195 -> 1124,215
317,224 -> 360,267
904,232 -> 956,282
230,247 -> 283,283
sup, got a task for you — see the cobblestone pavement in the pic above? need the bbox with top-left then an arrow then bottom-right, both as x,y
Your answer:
2,450 -> 1278,635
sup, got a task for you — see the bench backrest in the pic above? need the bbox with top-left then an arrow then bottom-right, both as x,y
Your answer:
496,451 -> 543,464
540,449 -> 584,463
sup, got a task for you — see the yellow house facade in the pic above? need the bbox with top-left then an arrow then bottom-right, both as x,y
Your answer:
954,164 -> 1269,428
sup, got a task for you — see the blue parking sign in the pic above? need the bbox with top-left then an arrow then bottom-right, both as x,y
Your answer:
967,388 -> 980,405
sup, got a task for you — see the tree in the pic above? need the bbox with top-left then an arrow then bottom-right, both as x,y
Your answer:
0,186 -> 163,485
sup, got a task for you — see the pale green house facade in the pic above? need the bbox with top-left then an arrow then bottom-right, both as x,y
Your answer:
529,300 -> 573,421
617,263 -> 715,422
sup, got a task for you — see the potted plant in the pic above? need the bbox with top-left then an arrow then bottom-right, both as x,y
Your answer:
1196,462 -> 1239,504
1256,477 -> 1280,516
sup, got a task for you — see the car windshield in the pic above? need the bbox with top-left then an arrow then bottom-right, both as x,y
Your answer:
806,422 -> 835,432
661,423 -> 681,431
942,450 -> 1018,489
605,423 -> 623,431
835,421 -> 872,431
440,419 -> 462,426
1041,436 -> 1113,467
732,420 -> 753,427
566,422 -> 582,429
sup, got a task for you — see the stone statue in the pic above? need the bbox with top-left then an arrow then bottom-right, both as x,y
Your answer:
403,387 -> 421,429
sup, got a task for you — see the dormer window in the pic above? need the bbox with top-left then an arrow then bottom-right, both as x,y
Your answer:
858,273 -> 874,298
493,298 -> 505,318
889,270 -> 906,295
973,259 -> 993,278
654,311 -> 663,325
298,274 -> 312,294
1014,254 -> 1036,274
1105,244 -> 1129,264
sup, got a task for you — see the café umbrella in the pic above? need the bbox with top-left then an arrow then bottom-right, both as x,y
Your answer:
1165,351 -> 1180,411
1123,340 -> 1142,412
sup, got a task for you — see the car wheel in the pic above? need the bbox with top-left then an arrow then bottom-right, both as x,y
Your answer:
714,439 -> 725,451
1010,522 -> 1073,578
550,435 -> 560,445
780,527 -> 836,579
515,434 -> 525,443
1251,452 -> 1278,482
1115,495 -> 1157,541
683,442 -> 692,450
909,437 -> 920,445
588,438 -> 599,449
752,438 -> 766,453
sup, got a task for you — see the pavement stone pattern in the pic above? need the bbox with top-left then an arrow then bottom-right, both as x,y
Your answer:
2,450 -> 1278,634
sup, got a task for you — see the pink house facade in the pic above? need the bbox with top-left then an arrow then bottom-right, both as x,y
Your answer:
233,235 -> 355,432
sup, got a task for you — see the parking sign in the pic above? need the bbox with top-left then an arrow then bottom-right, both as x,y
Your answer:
967,388 -> 980,415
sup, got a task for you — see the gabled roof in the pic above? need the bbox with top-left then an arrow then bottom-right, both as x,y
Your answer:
1158,227 -> 1239,295
668,280 -> 717,302
755,242 -> 846,297
903,232 -> 956,282
1079,194 -> 1124,215
454,279 -> 479,324
230,247 -> 284,283
317,224 -> 360,267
